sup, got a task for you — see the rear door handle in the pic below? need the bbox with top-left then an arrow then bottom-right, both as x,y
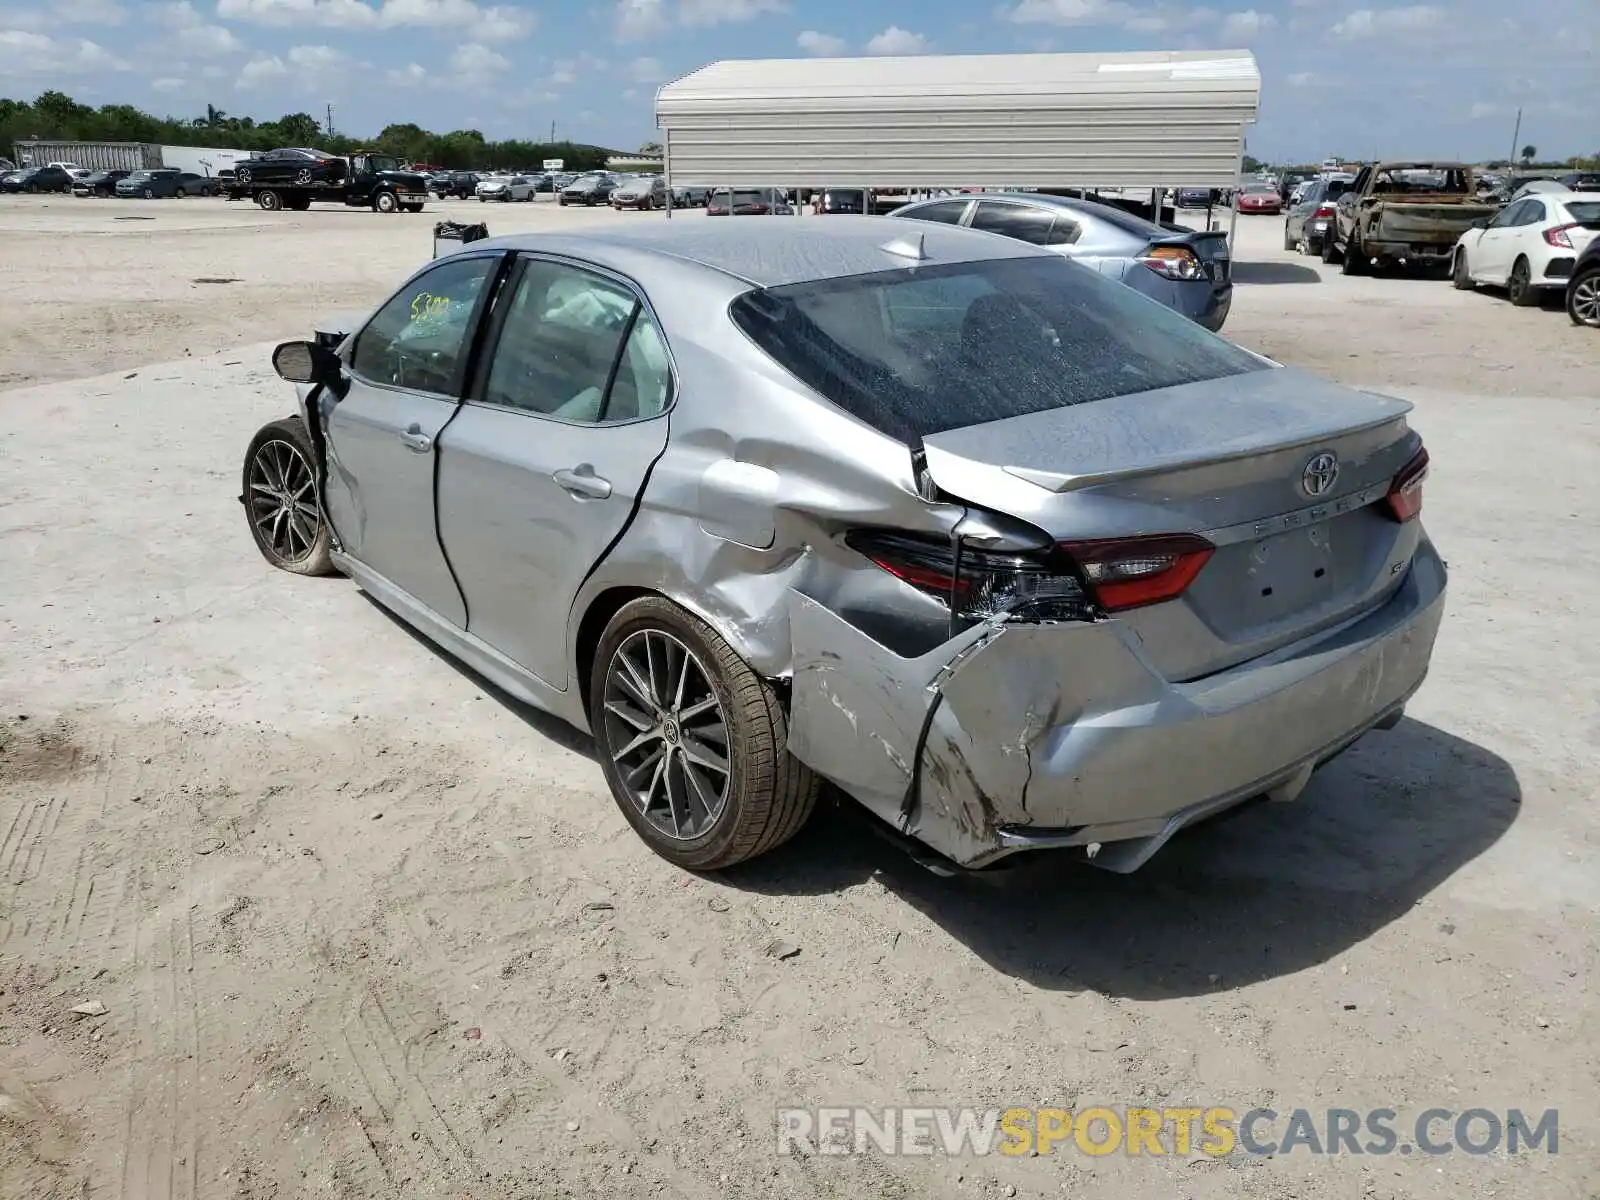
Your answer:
399,424 -> 433,453
553,465 -> 612,500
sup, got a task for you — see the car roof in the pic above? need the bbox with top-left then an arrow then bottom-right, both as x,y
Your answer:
898,190 -> 1169,238
471,216 -> 1051,288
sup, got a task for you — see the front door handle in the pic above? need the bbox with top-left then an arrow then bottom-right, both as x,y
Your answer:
399,423 -> 433,453
553,465 -> 612,500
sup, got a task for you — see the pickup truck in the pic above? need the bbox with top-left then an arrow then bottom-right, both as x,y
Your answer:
229,147 -> 428,214
1324,161 -> 1499,275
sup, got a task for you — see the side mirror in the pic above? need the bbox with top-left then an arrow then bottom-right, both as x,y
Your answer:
272,339 -> 342,385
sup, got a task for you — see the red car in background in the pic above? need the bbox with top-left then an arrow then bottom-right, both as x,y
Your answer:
1237,182 -> 1284,214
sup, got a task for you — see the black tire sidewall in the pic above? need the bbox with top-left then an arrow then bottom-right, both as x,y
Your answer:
242,417 -> 334,576
588,598 -> 769,870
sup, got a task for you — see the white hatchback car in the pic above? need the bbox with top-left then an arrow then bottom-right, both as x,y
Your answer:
1452,188 -> 1600,306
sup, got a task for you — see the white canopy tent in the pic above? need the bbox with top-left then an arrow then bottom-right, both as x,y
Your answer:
653,49 -> 1260,194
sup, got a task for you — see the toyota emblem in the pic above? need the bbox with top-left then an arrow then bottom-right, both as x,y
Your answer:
1301,451 -> 1340,497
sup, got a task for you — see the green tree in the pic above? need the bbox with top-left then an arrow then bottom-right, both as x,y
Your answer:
1519,144 -> 1537,164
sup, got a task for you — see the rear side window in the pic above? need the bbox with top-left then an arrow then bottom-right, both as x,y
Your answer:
728,256 -> 1268,445
899,200 -> 968,224
969,202 -> 1056,246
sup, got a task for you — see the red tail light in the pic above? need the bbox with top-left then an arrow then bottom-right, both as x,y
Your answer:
1314,204 -> 1337,219
1544,223 -> 1577,248
848,529 -> 1214,623
1059,535 -> 1215,611
1384,446 -> 1429,523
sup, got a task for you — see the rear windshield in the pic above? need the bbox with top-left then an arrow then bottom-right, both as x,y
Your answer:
729,256 -> 1269,445
1566,201 -> 1600,228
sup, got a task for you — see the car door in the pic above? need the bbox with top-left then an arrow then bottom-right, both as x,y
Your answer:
434,256 -> 673,688
1475,200 -> 1531,281
322,251 -> 506,626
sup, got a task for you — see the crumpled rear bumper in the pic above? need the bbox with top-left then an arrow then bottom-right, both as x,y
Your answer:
789,541 -> 1447,871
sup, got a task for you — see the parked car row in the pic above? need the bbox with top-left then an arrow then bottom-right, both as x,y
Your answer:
2,164 -> 224,197
1273,161 -> 1599,328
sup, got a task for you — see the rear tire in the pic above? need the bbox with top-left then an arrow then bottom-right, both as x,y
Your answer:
1341,235 -> 1367,275
257,189 -> 282,211
1322,234 -> 1342,265
589,596 -> 819,871
1507,256 -> 1538,307
1283,223 -> 1297,251
242,418 -> 335,577
1452,249 -> 1476,290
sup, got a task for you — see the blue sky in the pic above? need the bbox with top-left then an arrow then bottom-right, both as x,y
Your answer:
1,0 -> 1594,161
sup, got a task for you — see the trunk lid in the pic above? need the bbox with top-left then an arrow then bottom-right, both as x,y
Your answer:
920,367 -> 1424,680
1156,229 -> 1231,287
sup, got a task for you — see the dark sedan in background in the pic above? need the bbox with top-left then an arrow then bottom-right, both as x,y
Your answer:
115,169 -> 182,198
73,169 -> 131,196
706,187 -> 794,216
559,174 -> 618,206
3,165 -> 75,193
813,186 -> 868,215
894,191 -> 1234,330
1283,177 -> 1353,255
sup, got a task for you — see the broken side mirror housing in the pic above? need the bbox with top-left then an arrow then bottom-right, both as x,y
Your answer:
272,339 -> 342,385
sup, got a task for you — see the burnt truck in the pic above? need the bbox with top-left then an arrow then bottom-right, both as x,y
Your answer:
229,148 -> 428,213
1324,161 -> 1499,274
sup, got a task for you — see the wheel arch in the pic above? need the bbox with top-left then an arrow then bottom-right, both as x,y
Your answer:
573,584 -> 793,729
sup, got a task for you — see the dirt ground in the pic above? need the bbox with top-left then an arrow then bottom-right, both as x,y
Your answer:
1,194 -> 1596,1200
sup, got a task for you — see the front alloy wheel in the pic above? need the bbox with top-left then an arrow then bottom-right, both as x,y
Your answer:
242,418 -> 334,575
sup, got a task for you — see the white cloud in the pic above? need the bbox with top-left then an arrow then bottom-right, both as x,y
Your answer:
236,54 -> 288,85
677,0 -> 785,25
448,40 -> 508,73
864,24 -> 930,53
0,30 -> 129,73
286,42 -> 346,68
1220,8 -> 1274,35
796,28 -> 845,54
385,61 -> 427,83
1287,70 -> 1325,86
614,0 -> 668,39
1005,0 -> 1132,25
176,21 -> 244,52
627,55 -> 662,81
215,0 -> 533,38
1468,101 -> 1501,118
151,75 -> 185,89
61,0 -> 128,22
1329,5 -> 1443,37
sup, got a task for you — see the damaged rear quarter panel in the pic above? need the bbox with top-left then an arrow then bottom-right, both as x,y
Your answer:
787,594 -> 1166,867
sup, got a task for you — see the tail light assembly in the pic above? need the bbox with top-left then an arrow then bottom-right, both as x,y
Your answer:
1384,445 -> 1429,522
1543,223 -> 1577,249
1138,244 -> 1207,281
845,529 -> 1215,623
1313,204 -> 1337,219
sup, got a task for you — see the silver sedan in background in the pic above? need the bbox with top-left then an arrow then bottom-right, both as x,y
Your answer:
476,174 -> 536,202
246,218 -> 1444,875
892,192 -> 1234,329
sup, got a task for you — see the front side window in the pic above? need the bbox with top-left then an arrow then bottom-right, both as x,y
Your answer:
482,259 -> 645,422
729,256 -> 1268,446
350,255 -> 497,396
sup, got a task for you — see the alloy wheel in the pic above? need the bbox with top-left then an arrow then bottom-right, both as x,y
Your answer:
247,439 -> 322,564
601,629 -> 730,842
1572,275 -> 1600,327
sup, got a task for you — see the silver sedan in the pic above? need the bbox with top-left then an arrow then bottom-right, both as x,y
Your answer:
245,218 -> 1445,874
893,192 -> 1234,330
